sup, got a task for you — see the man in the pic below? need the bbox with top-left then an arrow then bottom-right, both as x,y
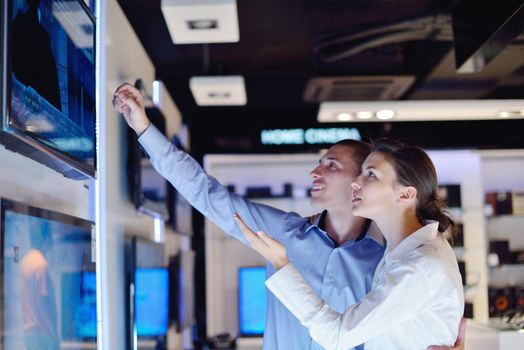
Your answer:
20,222 -> 59,350
113,83 -> 464,350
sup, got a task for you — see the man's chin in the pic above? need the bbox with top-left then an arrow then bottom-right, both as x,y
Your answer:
310,197 -> 323,209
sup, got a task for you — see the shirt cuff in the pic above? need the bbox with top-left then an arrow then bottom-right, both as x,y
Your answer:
138,123 -> 172,159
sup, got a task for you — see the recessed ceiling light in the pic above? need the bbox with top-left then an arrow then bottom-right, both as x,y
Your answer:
161,0 -> 239,44
376,109 -> 395,120
189,76 -> 246,106
498,111 -> 510,118
337,112 -> 353,121
318,100 -> 524,123
187,19 -> 218,30
356,111 -> 373,119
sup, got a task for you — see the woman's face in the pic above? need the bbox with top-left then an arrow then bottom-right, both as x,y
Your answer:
350,152 -> 403,219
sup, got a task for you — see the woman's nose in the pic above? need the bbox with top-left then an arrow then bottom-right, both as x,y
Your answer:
351,179 -> 361,190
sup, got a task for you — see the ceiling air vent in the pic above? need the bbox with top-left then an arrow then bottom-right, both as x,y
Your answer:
303,76 -> 416,102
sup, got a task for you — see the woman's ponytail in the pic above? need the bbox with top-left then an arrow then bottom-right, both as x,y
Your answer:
418,197 -> 458,238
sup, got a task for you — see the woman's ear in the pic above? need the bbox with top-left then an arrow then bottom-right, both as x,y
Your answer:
399,186 -> 417,203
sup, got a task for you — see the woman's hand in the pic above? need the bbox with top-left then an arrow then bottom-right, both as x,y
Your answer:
233,213 -> 289,270
112,82 -> 151,135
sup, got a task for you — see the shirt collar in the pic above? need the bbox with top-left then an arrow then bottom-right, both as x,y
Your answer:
386,220 -> 439,262
305,210 -> 326,234
306,211 -> 386,247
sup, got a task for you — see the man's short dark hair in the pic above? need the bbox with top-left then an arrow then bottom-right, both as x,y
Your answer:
333,139 -> 371,168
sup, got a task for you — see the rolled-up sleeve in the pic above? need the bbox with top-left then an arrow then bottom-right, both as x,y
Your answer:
138,124 -> 301,243
266,261 -> 431,350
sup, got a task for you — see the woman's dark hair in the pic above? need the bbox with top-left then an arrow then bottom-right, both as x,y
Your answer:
370,138 -> 457,237
333,139 -> 371,169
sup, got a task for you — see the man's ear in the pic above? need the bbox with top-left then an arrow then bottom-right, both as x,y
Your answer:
398,186 -> 417,203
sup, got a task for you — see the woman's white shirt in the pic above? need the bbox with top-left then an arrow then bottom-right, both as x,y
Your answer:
266,221 -> 464,350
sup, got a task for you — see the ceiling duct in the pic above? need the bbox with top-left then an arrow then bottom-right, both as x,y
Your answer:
313,15 -> 452,64
452,0 -> 524,73
303,76 -> 416,102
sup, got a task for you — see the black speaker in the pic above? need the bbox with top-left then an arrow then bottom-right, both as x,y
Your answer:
245,186 -> 272,198
464,302 -> 474,319
457,260 -> 466,286
489,286 -> 514,317
514,286 -> 524,312
438,184 -> 462,207
486,191 -> 513,215
489,240 -> 511,265
283,183 -> 293,198
455,223 -> 464,247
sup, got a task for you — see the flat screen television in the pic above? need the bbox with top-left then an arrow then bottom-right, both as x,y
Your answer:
168,250 -> 195,332
135,268 -> 169,337
0,0 -> 96,179
0,197 -> 96,348
127,80 -> 169,220
61,270 -> 97,340
238,266 -> 266,337
125,236 -> 168,348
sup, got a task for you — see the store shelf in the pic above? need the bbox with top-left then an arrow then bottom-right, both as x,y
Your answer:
486,215 -> 524,220
489,264 -> 524,269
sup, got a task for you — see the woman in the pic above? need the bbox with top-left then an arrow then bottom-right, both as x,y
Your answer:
234,138 -> 464,350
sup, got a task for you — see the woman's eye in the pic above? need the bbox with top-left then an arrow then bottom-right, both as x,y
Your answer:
329,162 -> 337,169
368,172 -> 376,178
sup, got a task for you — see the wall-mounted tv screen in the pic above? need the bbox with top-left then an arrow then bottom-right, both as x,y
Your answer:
238,266 -> 266,337
135,268 -> 169,338
61,270 -> 97,340
0,198 -> 96,348
168,250 -> 195,332
1,0 -> 96,179
125,236 -> 168,348
127,95 -> 169,220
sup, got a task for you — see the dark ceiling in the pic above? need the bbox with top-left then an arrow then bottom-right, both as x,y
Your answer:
118,0 -> 524,153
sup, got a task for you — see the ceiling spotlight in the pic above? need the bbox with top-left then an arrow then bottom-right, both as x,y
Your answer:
337,112 -> 353,121
187,19 -> 219,30
356,111 -> 373,120
376,109 -> 395,120
161,0 -> 239,44
318,100 -> 524,123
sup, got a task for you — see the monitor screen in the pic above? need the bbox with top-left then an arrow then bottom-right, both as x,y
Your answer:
0,198 -> 96,348
61,270 -> 97,339
135,268 -> 169,337
1,0 -> 96,179
127,103 -> 169,220
238,266 -> 266,336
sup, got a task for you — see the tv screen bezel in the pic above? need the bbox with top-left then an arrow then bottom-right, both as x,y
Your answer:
0,0 -> 97,180
0,197 -> 96,347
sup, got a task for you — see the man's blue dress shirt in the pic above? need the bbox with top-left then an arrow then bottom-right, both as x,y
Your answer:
139,125 -> 386,350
